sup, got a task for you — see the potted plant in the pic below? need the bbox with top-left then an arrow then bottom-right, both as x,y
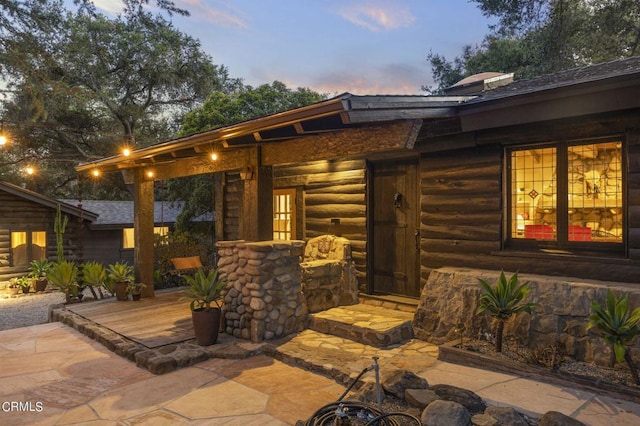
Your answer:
128,282 -> 147,301
47,261 -> 78,303
15,276 -> 31,294
181,267 -> 227,345
107,262 -> 135,301
29,259 -> 52,292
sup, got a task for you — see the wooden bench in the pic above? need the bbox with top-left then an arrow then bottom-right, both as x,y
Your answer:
168,256 -> 206,276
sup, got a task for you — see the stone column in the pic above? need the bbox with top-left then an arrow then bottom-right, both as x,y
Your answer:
216,240 -> 307,342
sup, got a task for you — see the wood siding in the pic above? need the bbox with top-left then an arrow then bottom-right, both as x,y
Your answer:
0,192 -> 87,280
418,113 -> 640,285
274,159 -> 368,288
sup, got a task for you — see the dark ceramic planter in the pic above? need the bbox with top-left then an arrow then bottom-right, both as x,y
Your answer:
114,282 -> 129,301
192,307 -> 221,346
34,278 -> 48,292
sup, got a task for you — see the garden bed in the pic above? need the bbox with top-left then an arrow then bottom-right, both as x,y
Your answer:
438,340 -> 640,403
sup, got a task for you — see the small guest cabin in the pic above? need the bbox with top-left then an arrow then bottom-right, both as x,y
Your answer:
0,181 -> 96,281
77,57 -> 640,300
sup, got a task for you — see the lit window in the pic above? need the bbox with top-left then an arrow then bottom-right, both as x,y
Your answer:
11,231 -> 46,265
122,227 -> 169,249
273,189 -> 296,240
510,141 -> 623,247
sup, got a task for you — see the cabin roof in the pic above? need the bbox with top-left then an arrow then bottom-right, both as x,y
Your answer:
58,200 -> 213,228
76,56 -> 640,174
467,56 -> 640,103
0,181 -> 98,221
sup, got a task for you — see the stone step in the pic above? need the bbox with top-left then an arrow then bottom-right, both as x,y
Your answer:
265,329 -> 439,387
308,304 -> 415,348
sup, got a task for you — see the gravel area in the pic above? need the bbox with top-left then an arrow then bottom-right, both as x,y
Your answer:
0,291 -> 67,331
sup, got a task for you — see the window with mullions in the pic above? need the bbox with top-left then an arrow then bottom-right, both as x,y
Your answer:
510,140 -> 623,247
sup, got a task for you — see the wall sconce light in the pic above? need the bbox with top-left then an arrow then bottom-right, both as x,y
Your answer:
240,166 -> 254,180
210,152 -> 218,161
146,170 -> 155,179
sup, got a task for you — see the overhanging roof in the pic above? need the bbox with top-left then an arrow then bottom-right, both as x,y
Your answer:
0,181 -> 98,222
76,56 -> 640,175
76,93 -> 471,173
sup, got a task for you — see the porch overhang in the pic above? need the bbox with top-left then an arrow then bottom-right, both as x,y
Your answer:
75,93 -> 470,178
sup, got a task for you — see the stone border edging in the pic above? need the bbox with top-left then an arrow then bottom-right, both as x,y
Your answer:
49,307 -> 265,374
439,341 -> 640,404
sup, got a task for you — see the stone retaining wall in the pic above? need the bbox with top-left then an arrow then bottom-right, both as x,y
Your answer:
216,240 -> 307,342
413,267 -> 640,366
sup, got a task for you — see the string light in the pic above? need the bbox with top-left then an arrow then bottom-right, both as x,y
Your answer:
25,166 -> 35,175
91,169 -> 100,177
123,148 -> 131,156
0,135 -> 6,146
210,152 -> 218,161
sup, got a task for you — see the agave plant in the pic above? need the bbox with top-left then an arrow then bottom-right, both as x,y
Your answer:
47,261 -> 79,303
587,289 -> 640,385
476,271 -> 539,352
181,268 -> 227,311
81,261 -> 107,299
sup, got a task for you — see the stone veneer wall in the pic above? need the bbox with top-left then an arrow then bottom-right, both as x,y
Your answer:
216,240 -> 307,342
413,267 -> 640,366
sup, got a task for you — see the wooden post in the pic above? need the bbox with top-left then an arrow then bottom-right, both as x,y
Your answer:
133,169 -> 155,297
240,147 -> 273,241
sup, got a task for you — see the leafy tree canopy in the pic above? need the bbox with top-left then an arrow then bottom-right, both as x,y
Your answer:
426,0 -> 640,93
167,81 -> 326,231
0,0 -> 230,198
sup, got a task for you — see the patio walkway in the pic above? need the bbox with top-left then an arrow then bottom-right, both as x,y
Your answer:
0,322 -> 344,425
35,293 -> 640,424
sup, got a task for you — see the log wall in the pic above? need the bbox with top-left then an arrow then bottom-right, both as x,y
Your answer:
419,117 -> 640,285
0,192 -> 86,281
274,159 -> 368,288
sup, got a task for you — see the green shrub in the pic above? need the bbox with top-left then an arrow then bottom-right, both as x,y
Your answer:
588,289 -> 640,385
477,271 -> 539,352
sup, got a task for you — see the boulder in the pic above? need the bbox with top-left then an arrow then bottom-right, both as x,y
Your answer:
421,400 -> 471,426
539,411 -> 586,426
431,384 -> 486,414
405,388 -> 440,409
381,369 -> 429,399
484,406 -> 527,426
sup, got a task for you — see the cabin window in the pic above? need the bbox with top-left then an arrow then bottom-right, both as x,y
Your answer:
273,188 -> 296,240
122,227 -> 169,249
11,231 -> 46,265
509,140 -> 623,248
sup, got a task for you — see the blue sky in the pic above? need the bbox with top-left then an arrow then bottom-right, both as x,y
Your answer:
96,1 -> 495,95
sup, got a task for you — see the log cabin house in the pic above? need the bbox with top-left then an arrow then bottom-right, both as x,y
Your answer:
76,57 -> 640,303
0,181 -> 96,281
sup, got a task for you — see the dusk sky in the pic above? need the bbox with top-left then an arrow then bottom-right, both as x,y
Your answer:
96,1 -> 496,95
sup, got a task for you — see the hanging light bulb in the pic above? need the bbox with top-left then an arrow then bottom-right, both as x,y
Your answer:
211,152 -> 218,161
91,169 -> 100,177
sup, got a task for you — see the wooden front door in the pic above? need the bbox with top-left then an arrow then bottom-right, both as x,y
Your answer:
370,159 -> 420,297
